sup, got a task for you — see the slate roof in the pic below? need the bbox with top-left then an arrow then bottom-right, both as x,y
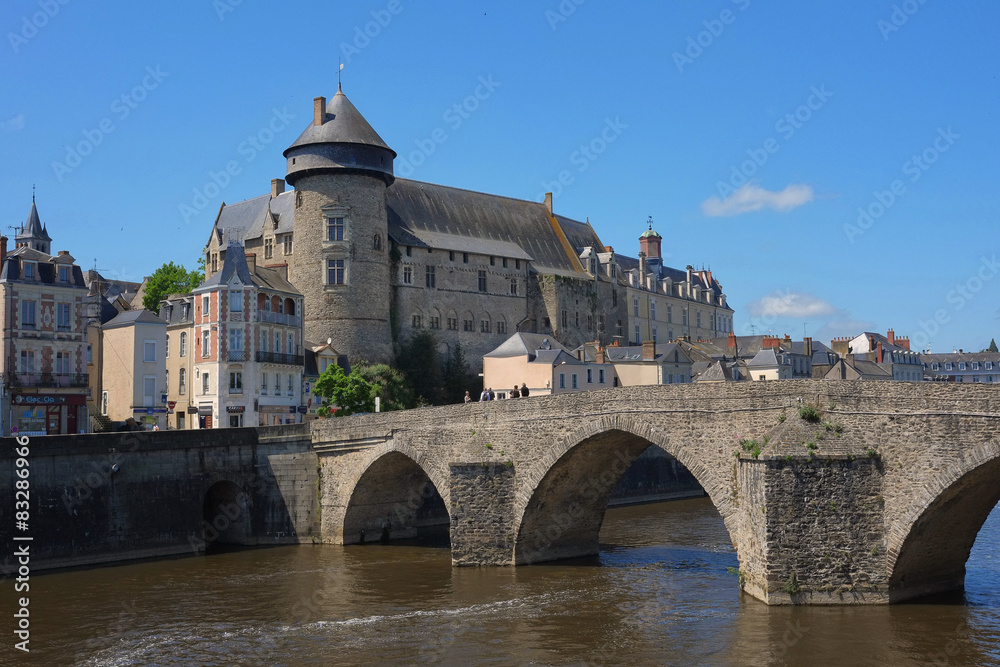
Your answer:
210,194 -> 271,247
16,200 -> 51,243
198,242 -> 256,290
747,348 -> 784,368
0,248 -> 86,287
245,191 -> 295,239
103,309 -> 167,329
386,179 -> 598,277
285,88 -> 395,156
484,332 -> 572,359
694,361 -> 737,382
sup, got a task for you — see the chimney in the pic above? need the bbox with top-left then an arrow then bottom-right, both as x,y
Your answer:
245,253 -> 256,273
604,246 -> 613,253
784,333 -> 791,343
271,178 -> 285,198
804,336 -> 813,357
728,331 -> 737,351
887,328 -> 895,345
898,336 -> 910,351
764,336 -> 781,349
638,252 -> 646,277
596,346 -> 605,364
544,193 -> 553,216
831,337 -> 849,357
0,235 -> 7,267
642,340 -> 656,360
686,265 -> 693,285
313,97 -> 326,126
877,340 -> 883,364
58,250 -> 69,258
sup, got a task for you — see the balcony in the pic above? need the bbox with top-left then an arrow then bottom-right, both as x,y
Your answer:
257,311 -> 302,327
256,351 -> 305,366
228,350 -> 249,362
12,372 -> 89,388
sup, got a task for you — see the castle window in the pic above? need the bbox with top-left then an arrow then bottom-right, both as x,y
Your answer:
403,266 -> 412,284
406,246 -> 412,257
284,235 -> 293,255
502,257 -> 508,268
496,320 -> 506,334
429,316 -> 440,329
449,251 -> 455,261
588,315 -> 593,331
463,253 -> 469,263
412,315 -> 422,328
490,256 -> 495,266
327,259 -> 345,285
425,265 -> 436,288
616,320 -> 622,337
447,317 -> 458,331
373,233 -> 382,251
509,278 -> 517,296
327,217 -> 345,241
561,310 -> 567,328
478,270 -> 487,292
463,319 -> 473,332
544,317 -> 551,330
480,319 -> 491,333
575,311 -> 579,327
515,259 -> 520,270
612,289 -> 617,307
598,314 -> 604,332
264,238 -> 273,259
211,254 -> 218,272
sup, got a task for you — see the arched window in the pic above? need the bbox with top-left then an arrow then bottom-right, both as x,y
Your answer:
373,233 -> 382,251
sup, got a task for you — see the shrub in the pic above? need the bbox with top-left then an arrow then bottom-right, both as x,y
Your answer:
798,405 -> 821,423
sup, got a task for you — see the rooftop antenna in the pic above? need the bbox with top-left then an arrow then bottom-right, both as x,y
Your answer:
32,184 -> 35,203
749,324 -> 757,336
338,59 -> 344,92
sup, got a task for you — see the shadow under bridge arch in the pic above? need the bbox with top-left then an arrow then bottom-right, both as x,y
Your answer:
513,421 -> 734,566
343,450 -> 450,545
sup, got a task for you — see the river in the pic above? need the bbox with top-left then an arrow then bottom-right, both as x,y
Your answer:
5,498 -> 1000,666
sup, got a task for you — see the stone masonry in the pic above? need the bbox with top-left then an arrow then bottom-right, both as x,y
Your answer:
312,380 -> 1000,605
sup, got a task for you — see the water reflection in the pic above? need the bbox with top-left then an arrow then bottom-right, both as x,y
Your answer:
6,498 -> 1000,666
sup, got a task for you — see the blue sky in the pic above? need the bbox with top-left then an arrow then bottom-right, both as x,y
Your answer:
2,1 -> 998,352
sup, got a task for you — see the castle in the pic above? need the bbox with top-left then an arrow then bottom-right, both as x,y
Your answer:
203,85 -> 734,368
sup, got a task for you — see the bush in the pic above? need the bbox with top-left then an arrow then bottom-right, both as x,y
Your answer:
798,405 -> 821,423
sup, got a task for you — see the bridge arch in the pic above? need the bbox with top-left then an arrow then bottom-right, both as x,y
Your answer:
512,414 -> 736,565
888,439 -> 1000,602
202,479 -> 252,549
341,441 -> 450,545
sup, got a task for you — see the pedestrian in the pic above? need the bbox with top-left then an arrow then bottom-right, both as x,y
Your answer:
520,383 -> 529,397
510,385 -> 520,398
487,387 -> 495,400
464,390 -> 472,403
480,388 -> 490,401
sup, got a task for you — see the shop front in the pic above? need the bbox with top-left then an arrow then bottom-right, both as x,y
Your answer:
10,393 -> 87,436
258,405 -> 300,426
132,406 -> 167,430
226,405 -> 245,428
198,403 -> 214,429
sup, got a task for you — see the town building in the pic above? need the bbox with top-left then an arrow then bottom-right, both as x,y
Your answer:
0,198 -> 90,435
100,309 -> 168,429
922,351 -> 1000,383
161,293 -> 196,429
186,244 -> 305,428
201,86 -> 734,373
482,332 -> 606,397
832,330 -> 923,382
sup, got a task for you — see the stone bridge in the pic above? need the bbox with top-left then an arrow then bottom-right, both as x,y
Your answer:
313,380 -> 1000,605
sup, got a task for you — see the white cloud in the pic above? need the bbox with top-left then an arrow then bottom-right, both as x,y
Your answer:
1,114 -> 25,132
701,183 -> 814,217
747,291 -> 837,319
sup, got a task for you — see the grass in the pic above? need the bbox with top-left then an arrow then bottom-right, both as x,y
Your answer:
798,405 -> 821,423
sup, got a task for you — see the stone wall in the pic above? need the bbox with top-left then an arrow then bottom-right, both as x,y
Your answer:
0,424 -> 318,571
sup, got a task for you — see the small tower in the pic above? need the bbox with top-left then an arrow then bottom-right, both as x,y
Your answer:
283,84 -> 396,363
16,193 -> 52,254
639,216 -> 661,260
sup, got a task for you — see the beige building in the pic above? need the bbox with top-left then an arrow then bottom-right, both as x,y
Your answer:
483,332 -> 613,397
100,309 -> 168,429
601,341 -> 694,386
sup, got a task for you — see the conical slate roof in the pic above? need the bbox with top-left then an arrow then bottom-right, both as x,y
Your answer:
284,87 -> 395,156
17,200 -> 51,242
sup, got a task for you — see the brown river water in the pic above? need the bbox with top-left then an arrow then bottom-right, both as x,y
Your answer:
4,497 -> 1000,666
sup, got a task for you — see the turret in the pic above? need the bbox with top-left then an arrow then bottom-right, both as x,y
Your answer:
16,194 -> 52,254
282,85 -> 396,363
639,216 -> 661,260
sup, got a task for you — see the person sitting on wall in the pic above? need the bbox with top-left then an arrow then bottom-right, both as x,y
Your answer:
510,385 -> 520,398
520,383 -> 529,397
464,391 -> 472,403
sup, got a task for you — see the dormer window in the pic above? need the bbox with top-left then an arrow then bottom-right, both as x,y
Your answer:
58,265 -> 70,282
23,261 -> 35,280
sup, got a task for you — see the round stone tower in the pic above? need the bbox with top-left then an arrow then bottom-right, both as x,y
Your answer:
284,85 -> 396,364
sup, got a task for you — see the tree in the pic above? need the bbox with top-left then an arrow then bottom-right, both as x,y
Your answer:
356,363 -> 415,411
313,364 -> 375,417
441,343 -> 477,404
398,330 -> 441,405
142,261 -> 203,312
990,339 -> 998,353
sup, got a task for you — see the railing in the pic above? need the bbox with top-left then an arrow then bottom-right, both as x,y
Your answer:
12,372 -> 89,388
228,350 -> 249,362
256,351 -> 304,366
256,311 -> 301,327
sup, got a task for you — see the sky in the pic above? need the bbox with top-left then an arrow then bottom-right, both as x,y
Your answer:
2,1 -> 998,353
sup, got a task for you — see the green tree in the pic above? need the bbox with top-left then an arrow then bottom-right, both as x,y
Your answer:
356,363 -> 415,411
990,339 -> 998,353
441,343 -> 476,404
314,364 -> 375,417
398,330 -> 441,405
142,261 -> 203,312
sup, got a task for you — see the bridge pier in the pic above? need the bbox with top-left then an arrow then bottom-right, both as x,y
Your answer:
449,463 -> 518,566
